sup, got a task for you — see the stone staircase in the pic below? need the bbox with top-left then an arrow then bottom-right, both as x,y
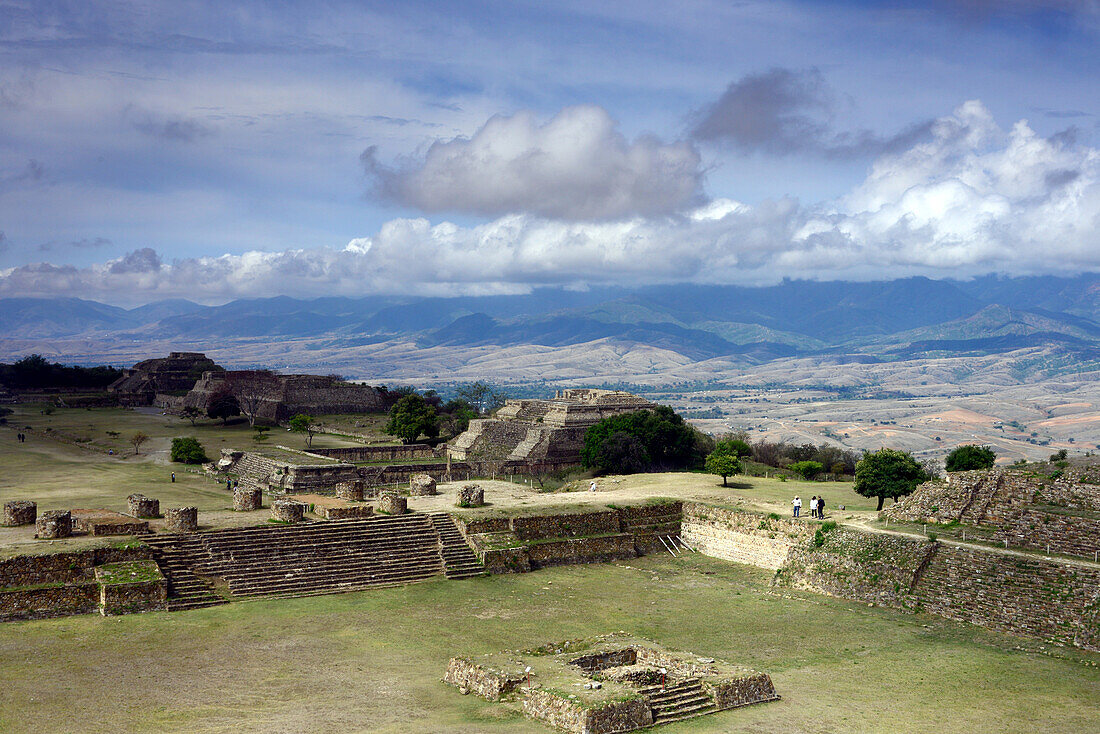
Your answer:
429,513 -> 486,580
508,427 -> 551,461
144,536 -> 228,612
638,679 -> 717,726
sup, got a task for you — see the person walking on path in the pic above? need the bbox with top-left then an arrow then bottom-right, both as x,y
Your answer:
792,496 -> 802,518
589,480 -> 597,492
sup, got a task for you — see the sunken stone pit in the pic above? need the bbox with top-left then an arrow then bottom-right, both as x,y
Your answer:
444,633 -> 779,733
2,500 -> 36,527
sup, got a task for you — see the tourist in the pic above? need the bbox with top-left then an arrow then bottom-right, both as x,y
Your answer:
589,480 -> 597,492
810,495 -> 818,518
818,496 -> 825,518
171,472 -> 176,483
792,496 -> 801,518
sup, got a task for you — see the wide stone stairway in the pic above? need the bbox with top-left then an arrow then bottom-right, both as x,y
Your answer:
639,679 -> 717,726
144,536 -> 228,611
147,513 -> 485,605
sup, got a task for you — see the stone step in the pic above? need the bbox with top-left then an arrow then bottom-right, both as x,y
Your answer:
647,688 -> 709,706
229,567 -> 442,597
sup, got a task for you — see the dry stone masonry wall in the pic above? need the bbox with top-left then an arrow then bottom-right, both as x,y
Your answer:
2,500 -> 36,526
681,503 -> 812,570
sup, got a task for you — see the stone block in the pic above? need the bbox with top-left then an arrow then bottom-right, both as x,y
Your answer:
164,506 -> 198,533
335,480 -> 365,502
457,484 -> 484,508
36,510 -> 72,539
410,473 -> 437,496
271,499 -> 305,523
233,487 -> 263,511
379,493 -> 408,515
127,494 -> 160,519
2,500 -> 36,527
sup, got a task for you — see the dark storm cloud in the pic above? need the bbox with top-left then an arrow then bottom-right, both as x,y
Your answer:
690,68 -> 934,159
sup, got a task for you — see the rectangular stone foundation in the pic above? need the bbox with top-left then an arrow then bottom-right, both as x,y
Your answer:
71,509 -> 150,536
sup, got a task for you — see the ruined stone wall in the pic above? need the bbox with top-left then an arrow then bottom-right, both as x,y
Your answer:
526,534 -> 637,569
0,582 -> 99,621
681,503 -> 814,570
511,510 -> 620,541
269,463 -> 360,495
521,688 -> 588,734
0,546 -> 151,588
704,674 -> 781,710
775,528 -> 935,608
306,444 -> 436,462
914,545 -> 1100,650
443,658 -> 521,701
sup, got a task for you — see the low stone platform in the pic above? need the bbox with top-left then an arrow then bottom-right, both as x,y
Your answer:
71,509 -> 151,537
286,493 -> 374,521
444,633 -> 779,733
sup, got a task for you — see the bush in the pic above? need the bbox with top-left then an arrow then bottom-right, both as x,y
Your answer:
581,406 -> 700,475
788,460 -> 824,481
170,437 -> 209,464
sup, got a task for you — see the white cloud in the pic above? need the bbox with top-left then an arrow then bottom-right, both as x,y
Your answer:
363,105 -> 704,220
2,101 -> 1098,303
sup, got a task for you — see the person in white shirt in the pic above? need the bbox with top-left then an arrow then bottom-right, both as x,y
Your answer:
792,496 -> 802,518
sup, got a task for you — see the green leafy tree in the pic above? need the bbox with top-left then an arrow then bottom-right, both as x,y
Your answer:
170,437 -> 209,464
288,413 -> 320,447
594,431 -> 651,474
207,391 -> 240,425
789,460 -> 824,481
854,448 -> 929,511
945,444 -> 996,472
705,452 -> 742,486
581,406 -> 700,474
385,393 -> 440,444
714,437 -> 752,458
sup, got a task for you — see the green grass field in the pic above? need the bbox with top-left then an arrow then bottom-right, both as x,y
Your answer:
0,554 -> 1097,733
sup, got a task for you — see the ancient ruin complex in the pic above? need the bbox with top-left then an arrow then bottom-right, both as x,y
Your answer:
178,370 -> 388,422
445,633 -> 779,733
448,388 -> 655,466
107,352 -> 223,405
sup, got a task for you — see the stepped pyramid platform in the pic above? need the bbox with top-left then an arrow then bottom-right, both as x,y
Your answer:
144,513 -> 484,607
444,633 -> 779,733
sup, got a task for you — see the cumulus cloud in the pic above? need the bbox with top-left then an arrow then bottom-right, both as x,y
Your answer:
362,104 -> 704,220
2,100 -> 1098,302
690,68 -> 933,158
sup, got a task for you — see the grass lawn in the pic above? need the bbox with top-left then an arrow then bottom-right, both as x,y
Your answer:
0,554 -> 1096,733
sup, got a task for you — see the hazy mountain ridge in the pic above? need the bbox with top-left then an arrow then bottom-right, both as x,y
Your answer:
4,276 -> 1100,371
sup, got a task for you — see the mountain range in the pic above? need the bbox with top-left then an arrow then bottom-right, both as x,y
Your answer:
4,274 -> 1100,373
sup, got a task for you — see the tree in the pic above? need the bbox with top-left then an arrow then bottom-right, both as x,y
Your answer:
207,391 -> 240,425
289,413 -> 320,448
170,437 -> 209,464
789,460 -> 824,481
130,431 -> 149,455
181,406 -> 203,426
581,406 -> 701,474
854,448 -> 929,511
226,370 -> 280,427
944,444 -> 996,472
594,431 -> 651,474
705,452 -> 742,486
385,393 -> 440,444
456,381 -> 507,414
714,437 -> 752,458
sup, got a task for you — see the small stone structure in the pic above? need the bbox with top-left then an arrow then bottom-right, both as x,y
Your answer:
127,494 -> 160,519
379,493 -> 408,515
164,507 -> 198,533
409,473 -> 437,496
271,499 -> 306,523
335,480 -> 365,502
2,500 -> 36,527
71,509 -> 149,536
233,487 -> 263,511
457,484 -> 485,508
36,510 -> 72,539
445,633 -> 779,733
93,561 -> 168,616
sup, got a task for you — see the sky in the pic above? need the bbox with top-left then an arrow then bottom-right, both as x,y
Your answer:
0,0 -> 1098,305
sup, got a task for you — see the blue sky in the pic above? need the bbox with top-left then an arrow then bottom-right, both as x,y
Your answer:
0,0 -> 1097,304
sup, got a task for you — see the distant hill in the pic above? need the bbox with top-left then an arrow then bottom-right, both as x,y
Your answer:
3,274 -> 1100,370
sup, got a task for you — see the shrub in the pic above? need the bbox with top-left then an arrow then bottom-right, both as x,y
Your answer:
945,445 -> 996,472
170,437 -> 209,464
